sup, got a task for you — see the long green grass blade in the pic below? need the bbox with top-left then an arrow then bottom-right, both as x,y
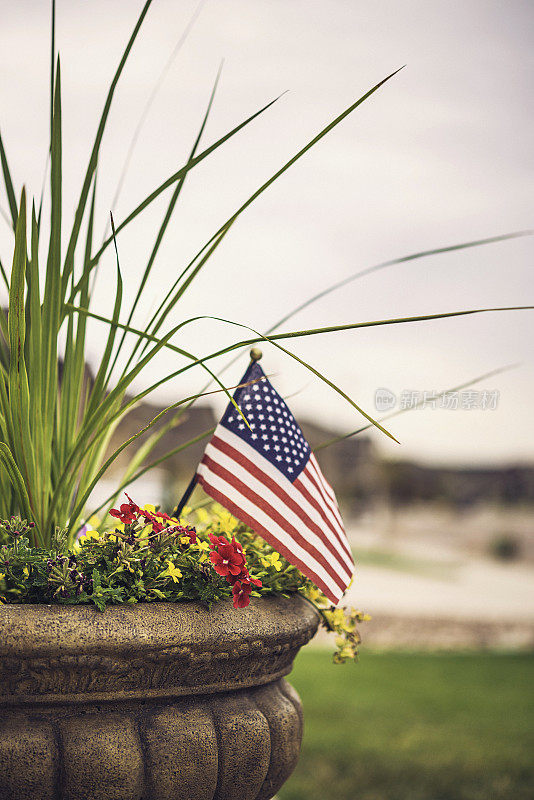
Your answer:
0,130 -> 18,229
200,230 -> 534,386
136,67 -> 405,349
65,306 -> 399,442
84,93 -> 285,275
61,0 -> 154,299
87,425 -> 215,521
0,443 -> 34,529
47,322 -> 248,531
66,303 -> 534,371
268,230 -> 534,331
44,309 -> 231,530
0,255 -> 9,291
314,364 -> 520,450
110,0 -> 206,214
111,62 -> 223,379
7,190 -> 37,515
28,204 -> 45,521
42,60 -> 62,479
69,176 -> 97,427
86,213 -> 123,411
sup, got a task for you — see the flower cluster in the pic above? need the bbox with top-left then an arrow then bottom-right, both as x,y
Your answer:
209,534 -> 262,608
45,554 -> 93,598
0,499 -> 367,662
0,515 -> 35,544
303,586 -> 370,663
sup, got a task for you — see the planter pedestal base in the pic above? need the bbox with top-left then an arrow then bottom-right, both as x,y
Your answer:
0,596 -> 318,800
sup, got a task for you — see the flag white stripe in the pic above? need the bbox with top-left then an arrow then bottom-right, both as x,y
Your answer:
197,460 -> 345,600
298,469 -> 346,542
309,453 -> 338,503
206,429 -> 353,582
214,427 -> 354,573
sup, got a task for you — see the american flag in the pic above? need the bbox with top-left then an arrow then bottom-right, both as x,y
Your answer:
196,361 -> 354,604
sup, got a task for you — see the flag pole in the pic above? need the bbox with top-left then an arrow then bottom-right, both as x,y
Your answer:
171,347 -> 263,518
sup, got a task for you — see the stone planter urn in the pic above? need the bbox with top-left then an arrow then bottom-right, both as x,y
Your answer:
0,595 -> 319,800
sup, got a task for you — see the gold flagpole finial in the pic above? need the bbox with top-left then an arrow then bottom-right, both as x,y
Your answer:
249,347 -> 263,362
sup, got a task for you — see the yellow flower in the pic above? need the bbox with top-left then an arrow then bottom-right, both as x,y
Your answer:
142,503 -> 156,514
104,522 -> 125,543
160,561 -> 182,583
77,529 -> 101,545
22,566 -> 30,578
337,643 -> 356,661
0,572 -> 5,582
193,540 -> 210,552
195,507 -> 209,524
261,551 -> 283,571
180,535 -> 191,545
213,506 -> 237,530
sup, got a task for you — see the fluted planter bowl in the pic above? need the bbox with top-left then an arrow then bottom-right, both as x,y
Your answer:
0,595 -> 319,800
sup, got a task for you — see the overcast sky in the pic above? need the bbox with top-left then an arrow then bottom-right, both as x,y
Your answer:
0,0 -> 532,466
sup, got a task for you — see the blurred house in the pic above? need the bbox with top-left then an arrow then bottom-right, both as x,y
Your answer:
382,461 -> 534,507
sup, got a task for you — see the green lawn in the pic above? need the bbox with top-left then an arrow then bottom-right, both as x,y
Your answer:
279,650 -> 534,800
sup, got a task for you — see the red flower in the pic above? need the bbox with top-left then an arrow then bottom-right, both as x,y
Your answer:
209,543 -> 245,577
141,511 -> 165,533
183,526 -> 197,544
231,537 -> 244,556
172,525 -> 197,544
209,533 -> 228,548
124,494 -> 140,513
109,503 -> 138,524
232,580 -> 253,608
110,495 -> 140,524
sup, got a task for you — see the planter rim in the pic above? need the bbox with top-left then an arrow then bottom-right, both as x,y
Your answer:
0,595 -> 319,705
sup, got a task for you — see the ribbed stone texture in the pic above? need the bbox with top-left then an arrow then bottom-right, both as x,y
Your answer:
0,596 -> 319,800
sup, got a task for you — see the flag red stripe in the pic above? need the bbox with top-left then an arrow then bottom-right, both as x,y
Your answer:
197,472 -> 340,602
210,435 -> 353,576
305,458 -> 345,532
200,452 -> 346,594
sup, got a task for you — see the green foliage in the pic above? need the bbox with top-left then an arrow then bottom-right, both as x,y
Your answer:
0,502 -> 367,662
